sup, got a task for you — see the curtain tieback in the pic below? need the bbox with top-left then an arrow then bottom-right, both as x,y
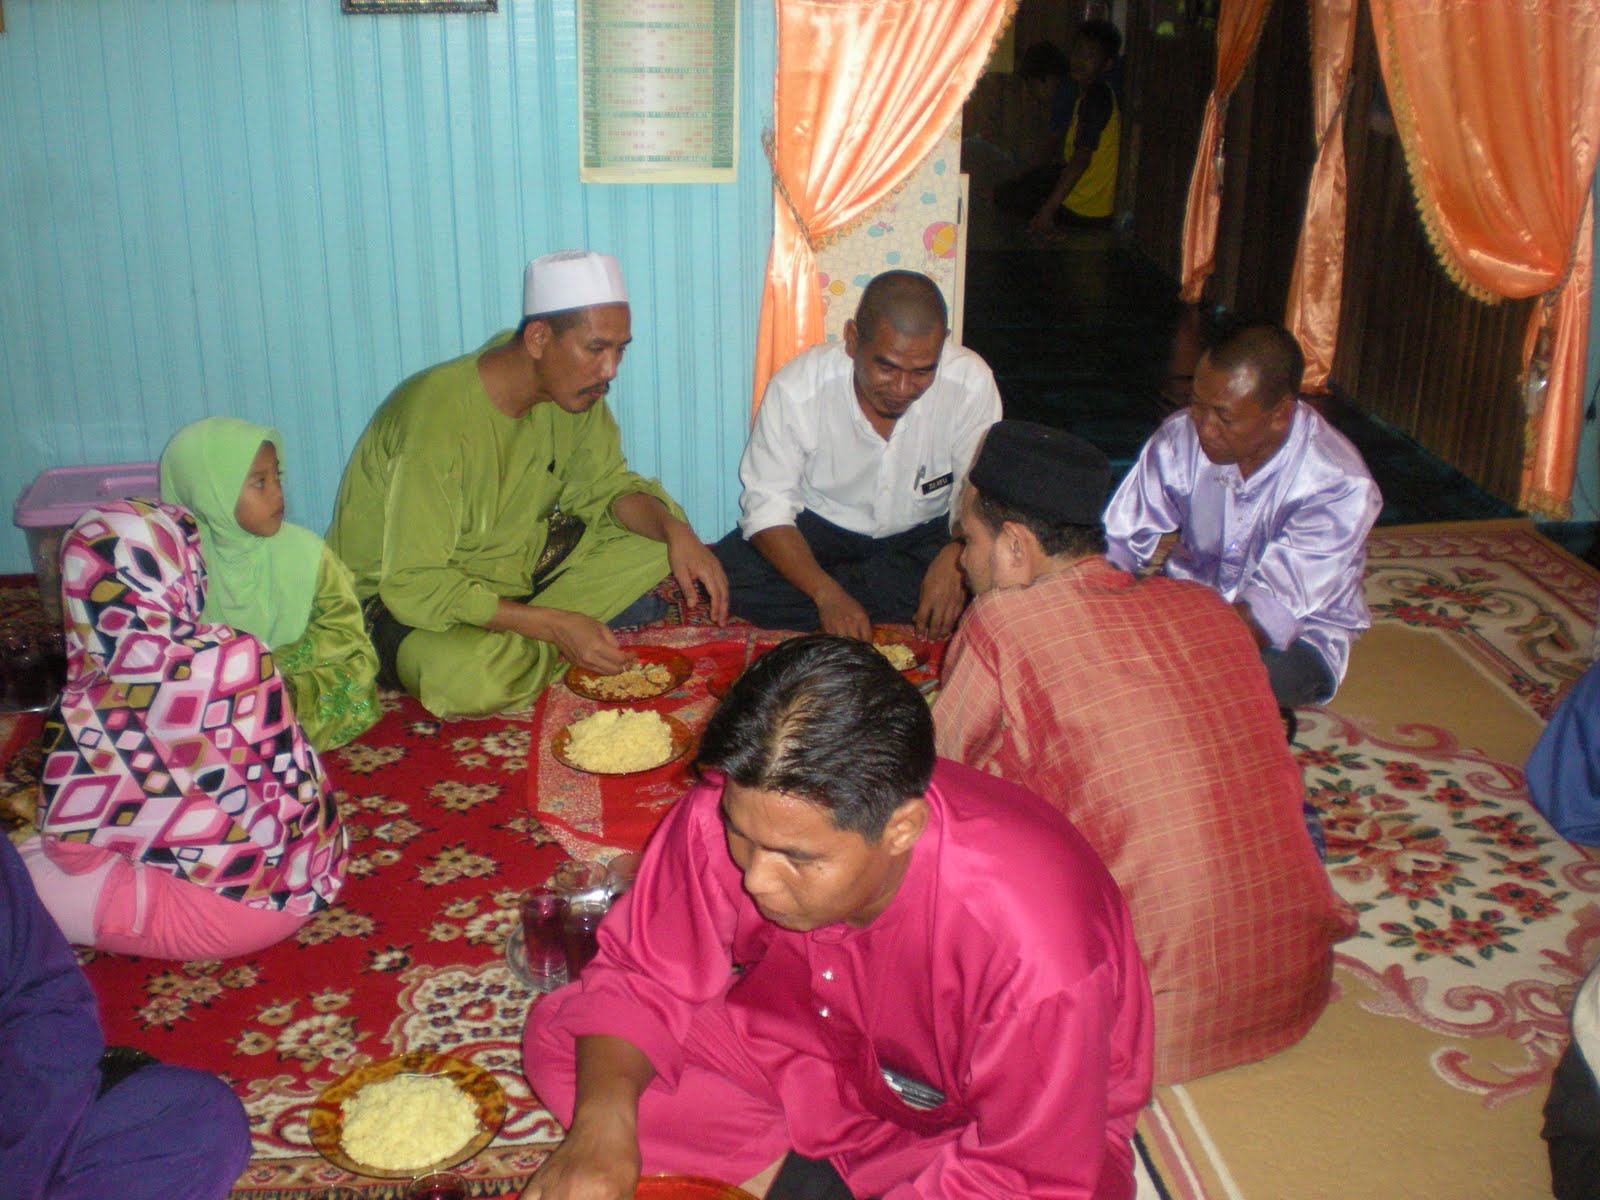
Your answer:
762,130 -> 820,255
1314,76 -> 1356,157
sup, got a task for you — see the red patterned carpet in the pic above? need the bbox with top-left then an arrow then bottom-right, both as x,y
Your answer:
6,691 -> 569,1198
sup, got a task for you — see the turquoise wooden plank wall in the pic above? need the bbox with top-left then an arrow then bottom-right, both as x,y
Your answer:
0,0 -> 775,572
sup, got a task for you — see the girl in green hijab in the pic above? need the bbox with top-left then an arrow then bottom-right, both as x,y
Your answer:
160,418 -> 380,750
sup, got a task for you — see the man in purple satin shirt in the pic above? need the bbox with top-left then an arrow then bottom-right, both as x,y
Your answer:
521,635 -> 1152,1200
1102,323 -> 1382,706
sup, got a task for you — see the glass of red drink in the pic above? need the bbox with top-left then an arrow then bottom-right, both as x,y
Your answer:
518,890 -> 569,992
404,1172 -> 468,1200
561,898 -> 608,976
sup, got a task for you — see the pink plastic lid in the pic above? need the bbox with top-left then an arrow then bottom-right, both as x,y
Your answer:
12,462 -> 161,528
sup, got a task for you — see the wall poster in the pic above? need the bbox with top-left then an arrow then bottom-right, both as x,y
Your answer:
578,0 -> 738,184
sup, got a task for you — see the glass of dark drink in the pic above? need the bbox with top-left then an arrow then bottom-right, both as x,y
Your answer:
518,889 -> 569,992
561,897 -> 608,976
404,1172 -> 468,1200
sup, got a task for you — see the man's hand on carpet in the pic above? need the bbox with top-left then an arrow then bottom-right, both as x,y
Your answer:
914,544 -> 966,641
521,1078 -> 643,1200
666,523 -> 730,625
814,585 -> 874,642
520,1128 -> 640,1200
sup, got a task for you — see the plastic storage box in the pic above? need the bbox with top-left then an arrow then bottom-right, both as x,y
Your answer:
13,463 -> 162,625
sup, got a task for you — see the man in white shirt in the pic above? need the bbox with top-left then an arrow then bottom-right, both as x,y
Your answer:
713,271 -> 1002,641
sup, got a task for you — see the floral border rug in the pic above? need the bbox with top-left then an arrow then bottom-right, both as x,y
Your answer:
1142,520 -> 1600,1200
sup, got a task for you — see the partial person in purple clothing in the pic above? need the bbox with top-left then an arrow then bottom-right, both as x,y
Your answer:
1102,322 -> 1382,708
0,836 -> 251,1200
520,635 -> 1152,1200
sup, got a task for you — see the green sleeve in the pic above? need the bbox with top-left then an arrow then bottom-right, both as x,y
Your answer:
275,547 -> 383,751
556,402 -> 684,530
377,424 -> 503,630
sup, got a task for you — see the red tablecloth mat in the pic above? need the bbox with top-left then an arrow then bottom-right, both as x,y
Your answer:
526,625 -> 945,863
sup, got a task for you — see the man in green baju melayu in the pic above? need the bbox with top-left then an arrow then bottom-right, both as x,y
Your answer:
328,251 -> 728,719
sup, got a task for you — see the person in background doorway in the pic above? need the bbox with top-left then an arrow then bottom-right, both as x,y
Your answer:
1024,19 -> 1123,234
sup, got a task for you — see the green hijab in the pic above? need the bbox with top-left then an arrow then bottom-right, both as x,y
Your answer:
159,417 -> 322,650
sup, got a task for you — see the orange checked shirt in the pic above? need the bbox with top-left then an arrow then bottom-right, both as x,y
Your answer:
937,556 -> 1357,1084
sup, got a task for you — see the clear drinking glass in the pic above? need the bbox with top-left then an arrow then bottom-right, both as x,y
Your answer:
603,852 -> 642,899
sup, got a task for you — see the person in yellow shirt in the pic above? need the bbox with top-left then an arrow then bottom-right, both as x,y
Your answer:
1027,19 -> 1122,235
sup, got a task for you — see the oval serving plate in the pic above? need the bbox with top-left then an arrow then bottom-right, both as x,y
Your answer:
308,1051 -> 506,1179
636,1176 -> 759,1200
566,646 -> 693,703
551,712 -> 695,776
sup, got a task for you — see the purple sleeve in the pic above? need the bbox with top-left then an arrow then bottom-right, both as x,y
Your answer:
1103,418 -> 1192,572
545,782 -> 748,1086
1237,473 -> 1381,649
0,839 -> 104,1193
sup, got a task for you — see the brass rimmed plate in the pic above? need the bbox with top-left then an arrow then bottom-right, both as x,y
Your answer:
308,1051 -> 506,1179
635,1177 -> 759,1200
566,646 -> 693,702
551,712 -> 695,776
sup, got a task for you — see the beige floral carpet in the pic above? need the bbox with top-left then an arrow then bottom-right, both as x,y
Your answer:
1140,520 -> 1600,1200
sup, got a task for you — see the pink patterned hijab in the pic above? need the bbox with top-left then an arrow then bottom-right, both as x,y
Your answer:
38,499 -> 346,915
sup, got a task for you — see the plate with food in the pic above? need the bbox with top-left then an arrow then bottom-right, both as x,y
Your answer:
552,709 -> 695,776
308,1051 -> 506,1179
635,1176 -> 759,1200
566,647 -> 693,702
871,628 -> 924,673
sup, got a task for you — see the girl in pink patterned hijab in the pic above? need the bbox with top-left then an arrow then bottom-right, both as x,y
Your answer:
19,499 -> 347,961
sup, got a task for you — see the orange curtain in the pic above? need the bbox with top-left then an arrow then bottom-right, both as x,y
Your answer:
1177,0 -> 1274,303
1282,0 -> 1357,391
752,0 -> 1016,411
1367,0 -> 1600,517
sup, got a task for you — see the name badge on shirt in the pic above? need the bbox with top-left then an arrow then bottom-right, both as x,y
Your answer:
918,472 -> 953,495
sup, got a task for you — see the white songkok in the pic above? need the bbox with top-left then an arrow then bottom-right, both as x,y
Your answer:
523,251 -> 628,318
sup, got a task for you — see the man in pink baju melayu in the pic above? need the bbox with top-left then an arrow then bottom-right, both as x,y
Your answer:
521,635 -> 1153,1200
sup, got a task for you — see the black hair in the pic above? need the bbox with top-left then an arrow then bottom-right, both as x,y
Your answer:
970,491 -> 1107,559
515,308 -> 590,340
1019,40 -> 1070,80
853,271 -> 948,343
696,634 -> 935,840
1207,322 -> 1305,407
1074,18 -> 1123,62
